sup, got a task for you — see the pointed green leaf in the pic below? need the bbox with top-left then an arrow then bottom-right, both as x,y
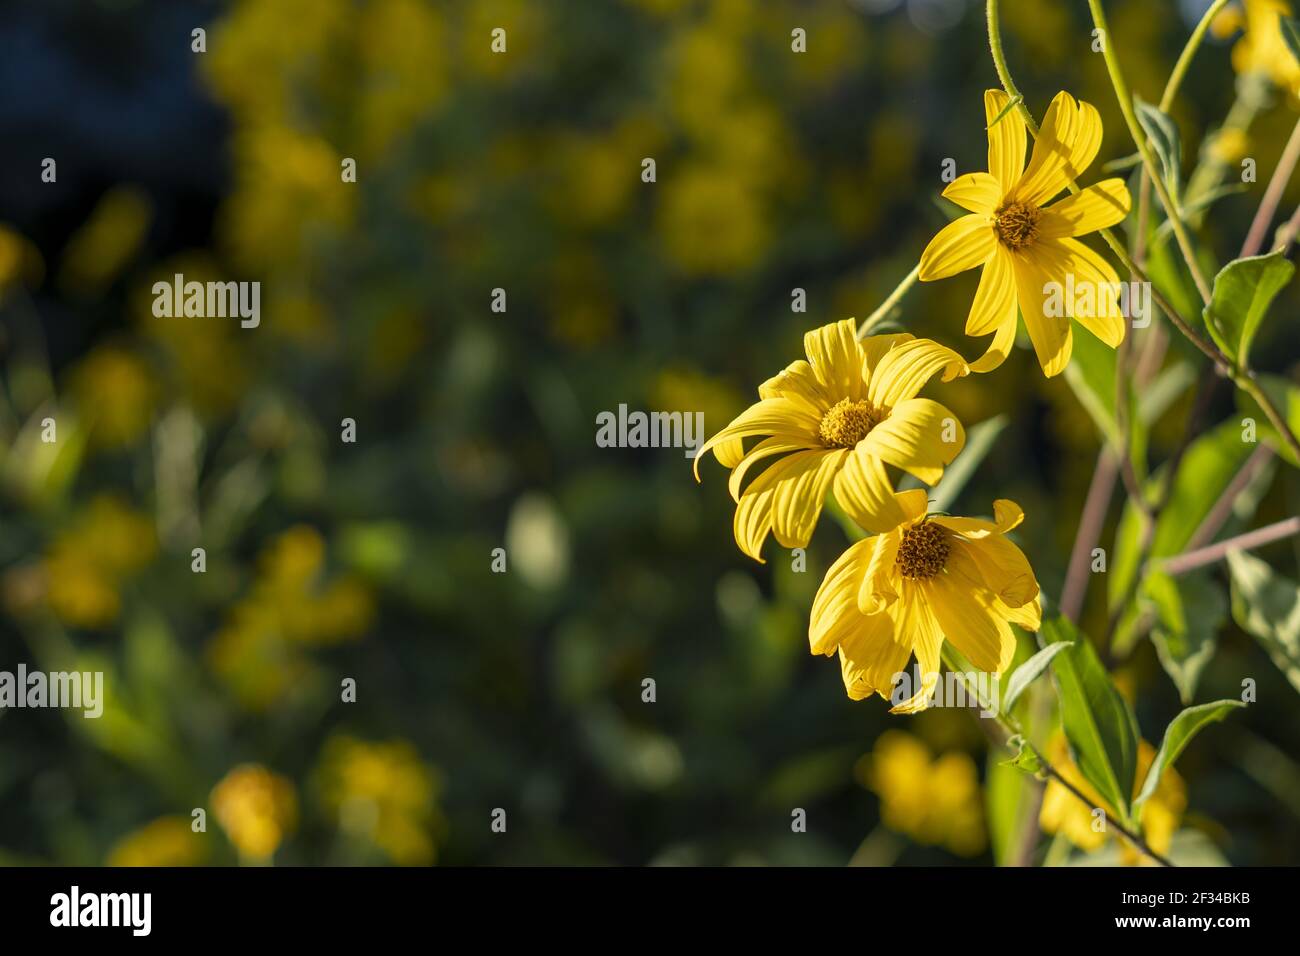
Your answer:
1042,617 -> 1140,822
1142,570 -> 1227,703
1227,549 -> 1300,694
1000,735 -> 1044,778
1282,16 -> 1300,65
1135,96 -> 1182,202
1134,700 -> 1245,812
1202,250 -> 1294,369
1001,641 -> 1073,713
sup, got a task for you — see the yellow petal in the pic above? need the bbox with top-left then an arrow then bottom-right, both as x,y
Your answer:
933,498 -> 1025,538
985,89 -> 1026,196
942,534 -> 1039,609
968,312 -> 1018,374
928,574 -> 1016,673
1013,249 -> 1072,377
861,333 -> 915,377
769,448 -> 847,548
728,437 -> 810,502
942,172 -> 1002,214
1038,178 -> 1131,238
860,397 -> 965,485
1013,91 -> 1079,205
996,591 -> 1042,631
803,319 -> 867,400
1016,93 -> 1104,206
918,214 -> 996,281
733,481 -> 776,563
832,448 -> 909,534
888,593 -> 944,714
967,245 -> 1017,336
839,622 -> 912,701
859,529 -> 901,615
694,397 -> 820,480
810,537 -> 876,656
759,358 -> 831,407
1056,237 -> 1126,348
866,337 -> 969,409
712,438 -> 745,469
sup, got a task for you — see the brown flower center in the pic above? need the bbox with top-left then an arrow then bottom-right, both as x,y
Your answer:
819,398 -> 878,448
994,200 -> 1041,250
895,521 -> 950,579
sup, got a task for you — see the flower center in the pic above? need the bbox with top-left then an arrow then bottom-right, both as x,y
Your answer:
895,521 -> 950,580
994,200 -> 1041,250
819,398 -> 878,448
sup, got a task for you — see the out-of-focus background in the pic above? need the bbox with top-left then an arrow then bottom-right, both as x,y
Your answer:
0,0 -> 1297,866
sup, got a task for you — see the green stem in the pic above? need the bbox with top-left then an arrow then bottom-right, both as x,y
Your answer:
938,646 -> 1173,867
857,264 -> 920,338
1085,0 -> 1212,302
1160,0 -> 1231,112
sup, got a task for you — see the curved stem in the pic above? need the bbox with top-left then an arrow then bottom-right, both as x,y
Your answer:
1086,0 -> 1212,302
857,264 -> 921,338
1160,0 -> 1231,112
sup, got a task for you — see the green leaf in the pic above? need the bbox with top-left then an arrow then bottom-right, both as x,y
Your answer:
1001,641 -> 1073,713
1142,570 -> 1228,703
1110,419 -> 1256,652
1202,250 -> 1294,369
1102,151 -> 1141,173
1227,549 -> 1300,695
1000,735 -> 1044,777
1134,700 -> 1245,813
1135,96 -> 1182,202
927,414 -> 1008,513
985,752 -> 1032,865
1042,617 -> 1140,822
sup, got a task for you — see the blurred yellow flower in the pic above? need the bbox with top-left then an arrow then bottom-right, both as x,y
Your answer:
860,730 -> 987,856
1039,735 -> 1187,865
656,164 -> 771,275
69,346 -> 158,449
107,816 -> 207,867
318,736 -> 443,866
357,0 -> 449,159
920,90 -> 1130,377
44,496 -> 157,629
208,526 -> 374,710
695,320 -> 967,561
810,495 -> 1041,711
211,765 -> 298,861
58,186 -> 152,298
1228,0 -> 1300,92
1205,126 -> 1252,165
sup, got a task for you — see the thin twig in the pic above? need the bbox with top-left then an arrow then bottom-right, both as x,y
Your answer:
1241,116 -> 1300,258
1162,516 -> 1300,576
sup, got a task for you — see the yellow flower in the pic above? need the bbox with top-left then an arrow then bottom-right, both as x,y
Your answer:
107,817 -> 207,867
861,730 -> 987,856
69,346 -> 158,449
211,764 -> 297,861
1039,735 -> 1186,865
809,492 -> 1041,711
695,319 -> 968,562
919,91 -> 1131,377
318,736 -> 443,866
1228,0 -> 1300,91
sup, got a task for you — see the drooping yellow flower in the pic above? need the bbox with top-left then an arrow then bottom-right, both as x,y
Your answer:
809,491 -> 1041,711
1226,0 -> 1300,92
695,319 -> 968,561
1039,735 -> 1187,865
919,91 -> 1131,377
